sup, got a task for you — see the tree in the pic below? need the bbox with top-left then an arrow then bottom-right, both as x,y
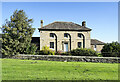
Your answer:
2,10 -> 36,57
101,42 -> 120,57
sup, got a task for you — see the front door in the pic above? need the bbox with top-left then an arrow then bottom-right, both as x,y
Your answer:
64,43 -> 68,52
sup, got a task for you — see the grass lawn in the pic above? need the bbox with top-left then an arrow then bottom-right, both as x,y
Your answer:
1,59 -> 118,80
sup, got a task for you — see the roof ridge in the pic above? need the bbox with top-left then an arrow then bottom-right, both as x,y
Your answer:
42,21 -> 75,28
54,21 -> 73,23
39,21 -> 92,31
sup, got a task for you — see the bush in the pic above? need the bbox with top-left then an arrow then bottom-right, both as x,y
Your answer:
61,52 -> 71,56
101,42 -> 120,57
70,48 -> 97,56
24,43 -> 38,55
97,53 -> 103,57
36,46 -> 55,55
55,50 -> 64,55
55,50 -> 71,56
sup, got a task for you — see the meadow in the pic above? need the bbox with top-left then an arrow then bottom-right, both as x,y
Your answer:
1,59 -> 118,80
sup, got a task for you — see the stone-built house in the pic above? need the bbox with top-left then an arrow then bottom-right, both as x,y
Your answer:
38,20 -> 105,52
91,39 -> 105,53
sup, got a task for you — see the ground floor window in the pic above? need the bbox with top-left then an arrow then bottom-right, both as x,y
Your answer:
50,42 -> 54,49
94,45 -> 96,51
78,42 -> 82,48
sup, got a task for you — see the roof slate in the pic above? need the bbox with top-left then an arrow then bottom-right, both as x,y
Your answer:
91,39 -> 105,45
38,21 -> 92,31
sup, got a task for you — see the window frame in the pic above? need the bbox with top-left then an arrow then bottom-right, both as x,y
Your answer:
50,33 -> 54,38
64,33 -> 68,38
94,45 -> 97,51
78,33 -> 82,38
95,45 -> 96,48
50,42 -> 54,49
78,42 -> 82,48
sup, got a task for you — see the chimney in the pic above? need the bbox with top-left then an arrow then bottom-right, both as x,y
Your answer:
82,21 -> 86,27
41,20 -> 43,28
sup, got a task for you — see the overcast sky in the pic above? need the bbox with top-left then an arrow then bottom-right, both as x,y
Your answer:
2,2 -> 118,43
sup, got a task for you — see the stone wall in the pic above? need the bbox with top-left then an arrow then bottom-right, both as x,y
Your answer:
10,54 -> 120,63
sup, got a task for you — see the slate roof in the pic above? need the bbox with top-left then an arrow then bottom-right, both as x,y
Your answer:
38,21 -> 92,31
91,39 -> 105,45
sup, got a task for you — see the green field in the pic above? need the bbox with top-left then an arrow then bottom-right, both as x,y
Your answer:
1,59 -> 118,80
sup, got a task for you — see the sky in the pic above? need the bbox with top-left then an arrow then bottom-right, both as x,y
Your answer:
1,2 -> 118,43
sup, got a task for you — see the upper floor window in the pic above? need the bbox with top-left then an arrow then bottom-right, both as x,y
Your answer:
64,33 -> 68,38
50,42 -> 54,49
78,33 -> 82,38
78,42 -> 82,48
50,33 -> 54,38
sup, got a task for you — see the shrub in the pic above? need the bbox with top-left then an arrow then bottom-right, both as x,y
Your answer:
48,50 -> 55,55
24,43 -> 38,55
61,52 -> 71,56
70,48 -> 97,56
36,45 -> 55,55
42,45 -> 50,51
55,50 -> 71,56
36,50 -> 43,55
97,53 -> 103,57
101,42 -> 120,57
55,50 -> 64,55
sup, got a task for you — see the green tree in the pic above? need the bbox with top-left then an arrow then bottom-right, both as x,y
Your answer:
101,42 -> 120,57
25,43 -> 38,55
2,10 -> 36,57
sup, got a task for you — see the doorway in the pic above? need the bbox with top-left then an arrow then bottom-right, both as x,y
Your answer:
64,43 -> 68,52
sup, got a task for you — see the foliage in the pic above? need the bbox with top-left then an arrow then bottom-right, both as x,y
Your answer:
101,42 -> 120,57
2,10 -> 36,57
37,45 -> 55,55
42,45 -> 50,51
55,50 -> 64,55
70,48 -> 97,56
24,43 -> 38,55
55,50 -> 71,56
61,52 -> 71,56
97,53 -> 103,57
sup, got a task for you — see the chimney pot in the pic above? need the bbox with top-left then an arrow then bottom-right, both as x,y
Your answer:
41,20 -> 43,28
82,21 -> 86,27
